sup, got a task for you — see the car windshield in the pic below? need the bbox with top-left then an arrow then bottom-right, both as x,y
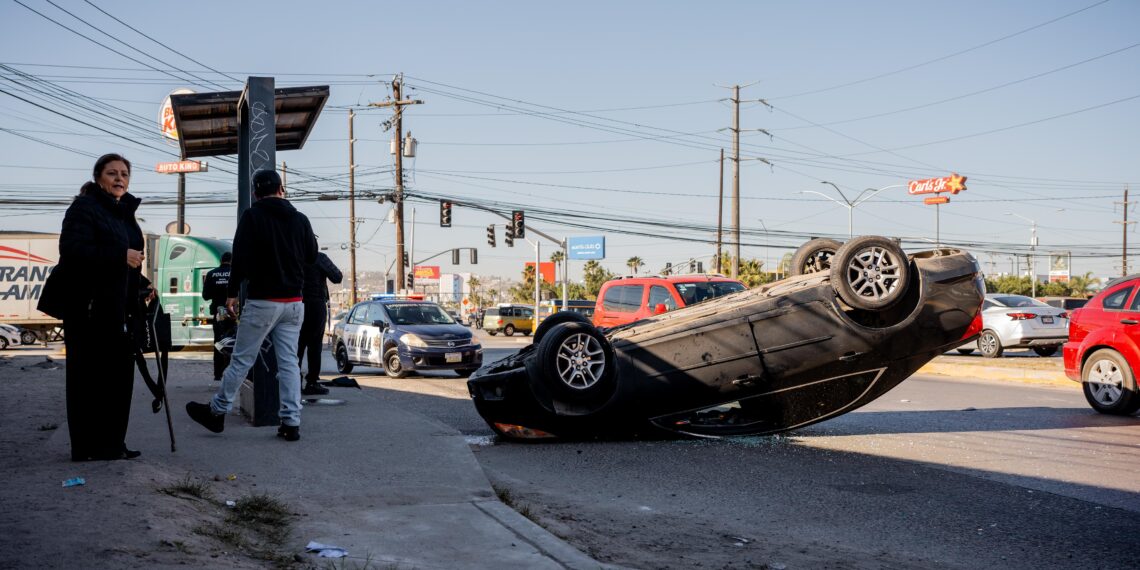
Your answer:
673,281 -> 747,306
383,303 -> 456,325
993,295 -> 1048,308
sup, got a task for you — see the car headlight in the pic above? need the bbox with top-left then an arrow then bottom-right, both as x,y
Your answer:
400,333 -> 428,348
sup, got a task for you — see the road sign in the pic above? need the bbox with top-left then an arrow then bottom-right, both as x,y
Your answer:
908,173 -> 967,195
924,196 -> 950,205
155,160 -> 207,174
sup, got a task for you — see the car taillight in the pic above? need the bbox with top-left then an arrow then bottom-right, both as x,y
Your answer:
1059,311 -> 1069,319
1007,312 -> 1037,320
961,310 -> 984,340
496,318 -> 503,325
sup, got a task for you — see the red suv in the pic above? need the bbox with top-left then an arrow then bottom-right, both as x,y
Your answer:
1064,275 -> 1140,415
592,274 -> 747,328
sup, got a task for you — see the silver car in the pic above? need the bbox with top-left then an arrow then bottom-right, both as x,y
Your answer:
957,294 -> 1068,357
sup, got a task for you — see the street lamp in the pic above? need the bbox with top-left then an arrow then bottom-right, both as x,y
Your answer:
801,181 -> 903,237
1005,212 -> 1039,297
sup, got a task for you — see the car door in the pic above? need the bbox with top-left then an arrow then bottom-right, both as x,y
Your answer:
365,303 -> 392,366
345,303 -> 370,363
1114,284 -> 1140,350
647,285 -> 679,315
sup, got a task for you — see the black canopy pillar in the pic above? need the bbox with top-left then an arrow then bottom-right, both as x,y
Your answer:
238,77 -> 276,215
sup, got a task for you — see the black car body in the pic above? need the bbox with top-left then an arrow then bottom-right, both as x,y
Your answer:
468,238 -> 985,440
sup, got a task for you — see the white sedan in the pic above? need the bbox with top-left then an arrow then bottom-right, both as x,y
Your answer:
0,324 -> 21,350
957,294 -> 1069,357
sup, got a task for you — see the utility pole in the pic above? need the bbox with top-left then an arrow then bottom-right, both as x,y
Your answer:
716,148 -> 724,274
1115,186 -> 1135,276
370,74 -> 423,293
348,109 -> 358,304
281,161 -> 287,191
731,85 -> 740,278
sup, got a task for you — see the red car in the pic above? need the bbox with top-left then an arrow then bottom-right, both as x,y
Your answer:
1063,275 -> 1140,415
592,274 -> 746,328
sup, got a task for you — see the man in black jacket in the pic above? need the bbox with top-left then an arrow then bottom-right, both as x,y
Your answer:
201,251 -> 233,381
298,246 -> 343,395
186,169 -> 316,442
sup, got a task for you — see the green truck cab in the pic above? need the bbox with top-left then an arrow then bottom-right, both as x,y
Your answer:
145,234 -> 232,349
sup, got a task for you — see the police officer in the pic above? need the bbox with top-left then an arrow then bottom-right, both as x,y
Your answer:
299,245 -> 343,395
201,251 -> 233,381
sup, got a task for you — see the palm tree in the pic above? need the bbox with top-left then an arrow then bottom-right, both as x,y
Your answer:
626,256 -> 644,276
550,250 -> 565,283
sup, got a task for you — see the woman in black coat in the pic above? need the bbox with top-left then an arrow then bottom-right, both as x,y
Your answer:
42,153 -> 150,461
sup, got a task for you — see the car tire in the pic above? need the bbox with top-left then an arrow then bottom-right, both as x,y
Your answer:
830,236 -> 911,311
1081,348 -> 1140,415
534,321 -> 616,404
504,324 -> 516,337
0,338 -> 7,350
978,330 -> 1004,358
790,238 -> 843,276
488,331 -> 497,336
335,344 -> 353,374
383,347 -> 407,379
1032,346 -> 1059,357
455,367 -> 480,377
534,311 -> 592,344
956,348 -> 975,355
20,330 -> 36,345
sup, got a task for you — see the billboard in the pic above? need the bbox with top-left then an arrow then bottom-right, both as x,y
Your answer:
567,235 -> 605,260
1049,252 -> 1070,283
525,262 -> 556,284
413,265 -> 440,280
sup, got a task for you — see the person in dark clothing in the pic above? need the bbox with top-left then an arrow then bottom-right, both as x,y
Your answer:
185,169 -> 316,442
202,251 -> 234,381
298,246 -> 343,395
38,153 -> 152,461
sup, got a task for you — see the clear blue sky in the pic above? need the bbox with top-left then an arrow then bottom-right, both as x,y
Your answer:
2,0 -> 1137,285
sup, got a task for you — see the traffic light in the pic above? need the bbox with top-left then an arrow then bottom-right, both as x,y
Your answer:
504,229 -> 514,247
406,273 -> 414,289
439,199 -> 452,227
402,251 -> 409,267
486,224 -> 496,247
664,262 -> 672,275
511,210 -> 525,238
470,248 -> 478,264
451,248 -> 460,265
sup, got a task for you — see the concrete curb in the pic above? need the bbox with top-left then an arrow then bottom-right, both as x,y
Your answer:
475,501 -> 623,570
918,358 -> 1077,389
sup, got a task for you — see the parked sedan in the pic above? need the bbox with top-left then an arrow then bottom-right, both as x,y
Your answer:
1064,275 -> 1140,415
468,236 -> 985,440
332,299 -> 482,378
0,324 -> 19,350
956,294 -> 1068,357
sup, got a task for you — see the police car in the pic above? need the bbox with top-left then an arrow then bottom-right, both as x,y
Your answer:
332,298 -> 482,378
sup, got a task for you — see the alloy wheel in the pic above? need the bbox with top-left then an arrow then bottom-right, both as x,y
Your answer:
1086,358 -> 1124,406
555,332 -> 606,390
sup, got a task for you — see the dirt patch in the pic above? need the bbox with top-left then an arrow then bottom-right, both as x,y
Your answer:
0,355 -> 300,569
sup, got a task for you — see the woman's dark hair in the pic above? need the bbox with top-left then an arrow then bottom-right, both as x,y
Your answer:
93,153 -> 131,180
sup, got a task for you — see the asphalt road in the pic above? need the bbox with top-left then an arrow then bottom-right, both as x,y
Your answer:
331,330 -> 1140,569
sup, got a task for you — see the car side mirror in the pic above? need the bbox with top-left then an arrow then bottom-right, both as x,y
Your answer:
654,303 -> 668,315
371,320 -> 387,329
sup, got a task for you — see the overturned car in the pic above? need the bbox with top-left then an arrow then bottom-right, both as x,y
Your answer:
468,236 -> 985,440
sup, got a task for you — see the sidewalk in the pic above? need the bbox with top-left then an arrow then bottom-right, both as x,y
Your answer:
1,352 -> 611,569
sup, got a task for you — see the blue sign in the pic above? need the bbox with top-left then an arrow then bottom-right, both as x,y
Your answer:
567,236 -> 605,260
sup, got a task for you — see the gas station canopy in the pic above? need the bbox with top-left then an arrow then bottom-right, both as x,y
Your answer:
169,85 -> 329,158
